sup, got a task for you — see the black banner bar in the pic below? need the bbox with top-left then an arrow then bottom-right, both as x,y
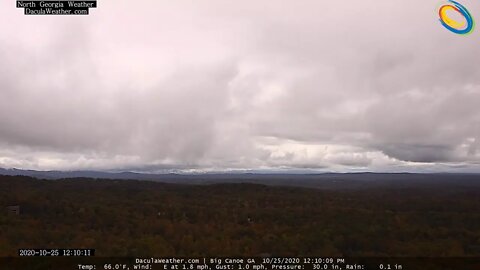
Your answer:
2,257 -> 480,270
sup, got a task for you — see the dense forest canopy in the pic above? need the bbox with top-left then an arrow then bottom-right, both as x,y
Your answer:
1,175 -> 480,257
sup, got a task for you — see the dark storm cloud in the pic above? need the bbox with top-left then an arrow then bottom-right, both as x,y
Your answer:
0,0 -> 479,172
379,144 -> 454,163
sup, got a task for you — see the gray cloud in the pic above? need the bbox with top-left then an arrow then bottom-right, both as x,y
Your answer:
0,0 -> 480,172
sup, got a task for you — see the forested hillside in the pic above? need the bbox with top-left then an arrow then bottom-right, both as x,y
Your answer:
1,175 -> 479,257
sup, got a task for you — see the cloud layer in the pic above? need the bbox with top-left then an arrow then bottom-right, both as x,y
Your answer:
1,0 -> 480,172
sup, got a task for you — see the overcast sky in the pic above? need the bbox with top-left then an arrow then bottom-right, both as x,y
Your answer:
0,0 -> 480,173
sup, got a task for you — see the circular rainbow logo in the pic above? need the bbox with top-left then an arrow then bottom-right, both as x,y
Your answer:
439,0 -> 475,35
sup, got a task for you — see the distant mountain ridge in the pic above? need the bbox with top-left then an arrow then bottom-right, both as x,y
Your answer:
0,167 -> 164,180
1,167 -> 479,189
